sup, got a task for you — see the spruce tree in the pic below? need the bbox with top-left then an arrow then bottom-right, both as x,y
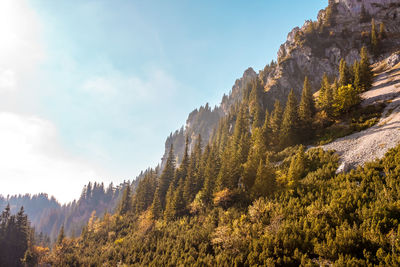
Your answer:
261,109 -> 270,146
286,146 -> 306,189
158,144 -> 176,209
298,76 -> 315,141
269,100 -> 283,148
251,158 -> 275,199
339,58 -> 351,87
243,128 -> 266,191
56,225 -> 65,245
118,185 -> 132,215
371,18 -> 378,55
318,73 -> 334,118
201,145 -> 220,205
335,84 -> 360,114
353,61 -> 361,92
280,89 -> 299,148
379,22 -> 386,39
151,187 -> 162,220
249,78 -> 264,129
360,46 -> 373,91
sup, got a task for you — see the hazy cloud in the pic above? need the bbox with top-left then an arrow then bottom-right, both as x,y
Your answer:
0,112 -> 101,203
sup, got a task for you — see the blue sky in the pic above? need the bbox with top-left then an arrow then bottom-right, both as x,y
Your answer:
0,0 -> 327,203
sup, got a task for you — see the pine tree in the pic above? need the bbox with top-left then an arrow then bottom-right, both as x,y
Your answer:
269,100 -> 283,148
318,73 -> 335,118
243,128 -> 266,191
371,19 -> 378,55
183,135 -> 202,203
280,89 -> 299,148
163,184 -> 175,221
158,144 -> 176,209
56,225 -> 65,245
339,58 -> 351,87
379,22 -> 386,39
286,146 -> 306,189
298,76 -> 315,141
334,84 -> 360,114
261,109 -> 270,146
353,61 -> 361,92
151,187 -> 162,220
201,145 -> 220,205
249,78 -> 264,129
360,46 -> 373,91
118,185 -> 132,215
251,158 -> 275,199
164,180 -> 186,220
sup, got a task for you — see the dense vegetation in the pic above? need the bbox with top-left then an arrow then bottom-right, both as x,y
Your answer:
46,143 -> 400,266
0,205 -> 37,266
0,181 -> 127,242
35,45 -> 399,266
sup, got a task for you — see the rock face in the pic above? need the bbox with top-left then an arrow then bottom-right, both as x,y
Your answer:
264,0 -> 400,109
160,0 -> 400,168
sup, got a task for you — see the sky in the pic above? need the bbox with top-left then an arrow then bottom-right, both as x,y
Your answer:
0,0 -> 327,203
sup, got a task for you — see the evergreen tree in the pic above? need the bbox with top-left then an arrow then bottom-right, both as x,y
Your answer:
261,109 -> 271,146
56,225 -> 65,245
298,76 -> 315,140
176,136 -> 190,185
243,128 -> 266,191
249,78 -> 264,129
218,104 -> 250,190
280,89 -> 299,148
164,181 -> 186,220
353,61 -> 361,92
118,185 -> 132,215
201,145 -> 220,205
360,46 -> 373,91
151,187 -> 162,220
379,22 -> 386,39
158,144 -> 176,209
318,73 -> 335,118
269,100 -> 283,148
334,84 -> 360,114
339,58 -> 351,87
183,135 -> 203,204
286,146 -> 306,189
251,158 -> 275,199
371,18 -> 378,55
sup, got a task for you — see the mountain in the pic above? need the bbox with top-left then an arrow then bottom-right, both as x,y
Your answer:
0,181 -> 127,242
37,0 -> 400,265
161,0 -> 400,166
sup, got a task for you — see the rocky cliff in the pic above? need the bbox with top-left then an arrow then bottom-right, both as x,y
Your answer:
160,0 -> 400,168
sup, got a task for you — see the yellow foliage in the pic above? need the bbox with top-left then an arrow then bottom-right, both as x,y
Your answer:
114,238 -> 124,246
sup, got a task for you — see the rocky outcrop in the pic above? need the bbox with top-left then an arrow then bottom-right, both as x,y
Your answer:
160,0 -> 400,169
264,0 -> 400,109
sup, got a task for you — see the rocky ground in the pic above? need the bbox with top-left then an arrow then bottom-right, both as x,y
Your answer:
321,56 -> 400,173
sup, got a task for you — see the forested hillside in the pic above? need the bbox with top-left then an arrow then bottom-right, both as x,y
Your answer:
0,181 -> 127,242
4,0 -> 400,265
161,0 -> 400,167
43,40 -> 400,265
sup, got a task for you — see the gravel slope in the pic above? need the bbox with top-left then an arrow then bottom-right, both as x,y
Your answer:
321,63 -> 400,173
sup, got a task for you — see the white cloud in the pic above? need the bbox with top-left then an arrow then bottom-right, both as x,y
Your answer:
0,70 -> 16,92
0,112 -> 102,203
0,1 -> 107,203
81,67 -> 178,104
